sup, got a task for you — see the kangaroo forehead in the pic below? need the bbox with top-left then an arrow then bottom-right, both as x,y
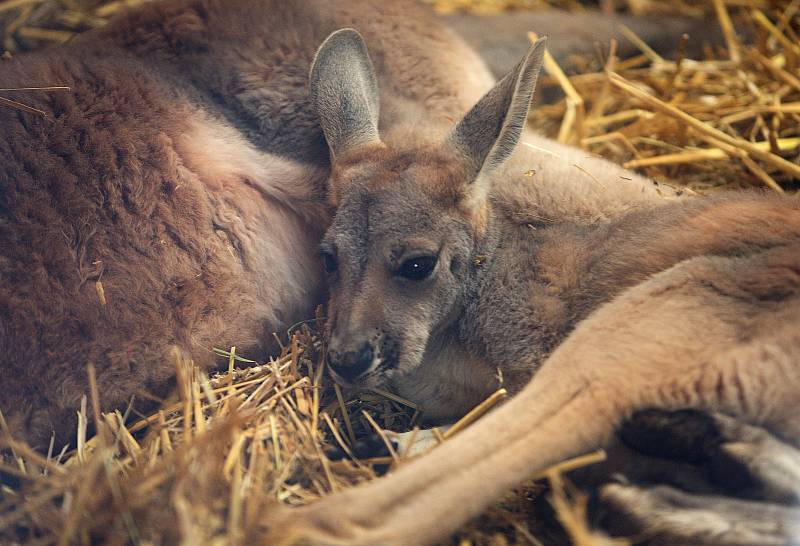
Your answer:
331,182 -> 445,248
337,143 -> 469,196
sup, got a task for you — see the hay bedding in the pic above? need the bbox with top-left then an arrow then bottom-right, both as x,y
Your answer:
1,1 -> 798,545
528,1 -> 800,193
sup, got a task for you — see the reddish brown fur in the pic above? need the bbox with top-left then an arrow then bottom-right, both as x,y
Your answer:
0,65 -> 320,446
528,194 -> 800,333
0,0 -> 497,449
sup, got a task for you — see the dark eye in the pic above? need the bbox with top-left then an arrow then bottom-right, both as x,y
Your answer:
321,249 -> 338,274
397,255 -> 437,281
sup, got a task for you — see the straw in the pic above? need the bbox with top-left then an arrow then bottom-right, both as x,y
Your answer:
2,2 -> 798,545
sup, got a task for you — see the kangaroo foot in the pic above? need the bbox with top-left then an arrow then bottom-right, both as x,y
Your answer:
596,409 -> 800,544
620,408 -> 800,502
599,482 -> 800,545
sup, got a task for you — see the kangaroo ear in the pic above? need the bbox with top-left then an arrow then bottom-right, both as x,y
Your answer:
309,29 -> 382,160
447,38 -> 546,196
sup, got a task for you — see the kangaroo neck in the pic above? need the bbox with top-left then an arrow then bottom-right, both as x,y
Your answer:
463,192 -> 800,379
459,204 -> 650,378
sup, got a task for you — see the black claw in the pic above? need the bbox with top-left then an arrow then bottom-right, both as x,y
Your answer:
708,447 -> 763,498
587,481 -> 641,538
352,434 -> 397,459
618,408 -> 723,464
325,444 -> 349,461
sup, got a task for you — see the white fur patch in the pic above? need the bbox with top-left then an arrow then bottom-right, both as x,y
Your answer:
175,114 -> 329,328
386,426 -> 452,458
176,115 -> 327,217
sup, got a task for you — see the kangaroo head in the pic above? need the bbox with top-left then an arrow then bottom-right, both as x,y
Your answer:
310,29 -> 546,387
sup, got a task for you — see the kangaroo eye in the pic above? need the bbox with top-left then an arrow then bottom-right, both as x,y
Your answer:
397,255 -> 437,281
321,249 -> 338,274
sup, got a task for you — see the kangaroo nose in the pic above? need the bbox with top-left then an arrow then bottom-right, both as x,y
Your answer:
328,343 -> 374,382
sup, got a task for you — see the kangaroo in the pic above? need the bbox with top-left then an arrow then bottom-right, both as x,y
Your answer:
268,37 -> 800,544
0,0 -> 504,450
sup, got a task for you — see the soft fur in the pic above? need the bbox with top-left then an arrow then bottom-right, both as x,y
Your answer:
273,28 -> 800,545
315,39 -> 682,419
0,0 -> 498,448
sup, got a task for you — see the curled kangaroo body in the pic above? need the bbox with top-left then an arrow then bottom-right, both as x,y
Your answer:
1,0 -> 682,450
0,0 -> 499,449
270,34 -> 800,545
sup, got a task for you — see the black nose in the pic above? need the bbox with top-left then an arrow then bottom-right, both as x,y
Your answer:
328,343 -> 374,382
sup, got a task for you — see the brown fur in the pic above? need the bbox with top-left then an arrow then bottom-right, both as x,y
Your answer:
271,181 -> 800,546
0,0 -> 498,449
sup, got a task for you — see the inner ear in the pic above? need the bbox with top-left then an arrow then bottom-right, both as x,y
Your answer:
447,37 -> 547,182
309,28 -> 382,160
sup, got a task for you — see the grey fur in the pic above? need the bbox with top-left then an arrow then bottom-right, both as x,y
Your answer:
276,32 -> 800,546
601,482 -> 800,544
309,29 -> 382,158
442,10 -> 728,78
448,38 -> 546,181
278,154 -> 800,545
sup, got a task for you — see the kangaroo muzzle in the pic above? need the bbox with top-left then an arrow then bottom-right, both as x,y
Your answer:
328,342 -> 375,383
